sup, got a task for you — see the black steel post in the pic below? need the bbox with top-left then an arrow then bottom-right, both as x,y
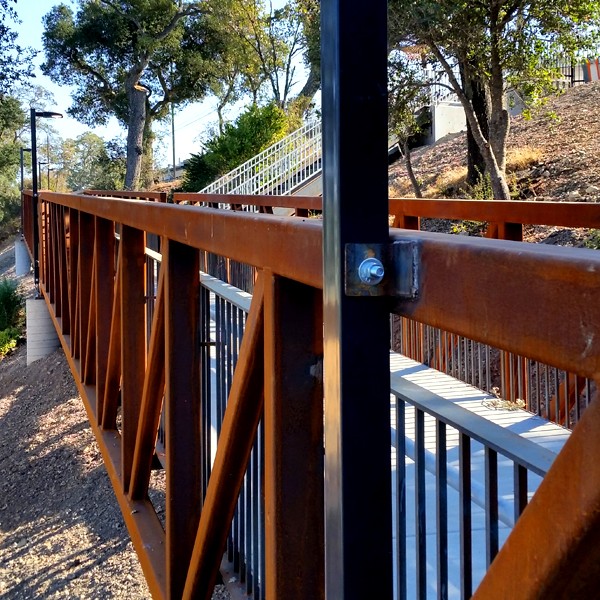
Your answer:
321,0 -> 393,598
30,108 -> 40,294
20,147 -> 31,235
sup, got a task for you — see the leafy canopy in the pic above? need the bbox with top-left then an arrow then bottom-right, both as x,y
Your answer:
42,1 -> 223,127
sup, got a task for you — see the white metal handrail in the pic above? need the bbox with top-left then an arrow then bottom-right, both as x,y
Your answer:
200,120 -> 323,196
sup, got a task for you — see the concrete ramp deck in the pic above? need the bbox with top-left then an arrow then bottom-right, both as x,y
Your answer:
390,352 -> 571,598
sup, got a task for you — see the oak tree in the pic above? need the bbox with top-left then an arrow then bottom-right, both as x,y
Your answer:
42,0 -> 225,189
388,0 -> 600,199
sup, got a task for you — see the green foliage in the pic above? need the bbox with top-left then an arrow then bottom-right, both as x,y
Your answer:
0,278 -> 22,355
584,230 -> 600,250
183,103 -> 288,191
0,0 -> 37,94
0,96 -> 25,236
450,220 -> 486,236
0,326 -> 19,356
466,172 -> 493,200
42,1 -> 227,188
388,50 -> 430,143
64,133 -> 126,191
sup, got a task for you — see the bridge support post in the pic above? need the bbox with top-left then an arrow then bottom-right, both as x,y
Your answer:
321,0 -> 393,597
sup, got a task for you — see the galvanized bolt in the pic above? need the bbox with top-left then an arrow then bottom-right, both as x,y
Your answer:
358,257 -> 385,285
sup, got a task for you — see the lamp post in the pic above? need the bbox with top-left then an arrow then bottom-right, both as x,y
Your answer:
20,147 -> 31,192
30,108 -> 63,296
38,161 -> 49,188
20,148 -> 32,236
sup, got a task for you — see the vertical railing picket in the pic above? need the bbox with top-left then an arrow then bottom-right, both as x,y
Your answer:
396,396 -> 407,600
513,463 -> 528,522
436,421 -> 449,599
485,448 -> 499,566
415,408 -> 427,599
460,433 -> 472,599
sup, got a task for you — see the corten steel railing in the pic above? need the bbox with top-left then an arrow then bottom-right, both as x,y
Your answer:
199,120 -> 323,197
173,193 -> 600,429
389,197 -> 600,429
24,189 -> 600,598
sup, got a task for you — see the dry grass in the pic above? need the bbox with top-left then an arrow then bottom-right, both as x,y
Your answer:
506,145 -> 543,171
390,145 -> 543,199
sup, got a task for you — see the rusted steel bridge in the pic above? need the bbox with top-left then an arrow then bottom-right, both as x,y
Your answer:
19,0 -> 600,597
20,185 -> 600,598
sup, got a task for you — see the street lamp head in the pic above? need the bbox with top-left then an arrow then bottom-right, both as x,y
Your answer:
34,111 -> 63,119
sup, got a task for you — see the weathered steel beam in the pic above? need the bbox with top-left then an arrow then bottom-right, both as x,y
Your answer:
95,216 -> 115,419
164,239 -> 202,599
78,211 -> 94,375
40,193 -> 324,288
183,274 -> 266,600
388,198 -> 600,229
129,263 -> 165,501
391,230 -> 600,379
173,192 -> 322,212
101,245 -> 122,430
263,274 -> 324,599
83,260 -> 96,385
120,226 -> 146,493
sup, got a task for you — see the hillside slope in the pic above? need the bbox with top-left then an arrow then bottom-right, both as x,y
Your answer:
389,82 -> 600,204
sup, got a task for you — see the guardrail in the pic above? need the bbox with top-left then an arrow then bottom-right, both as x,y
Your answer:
22,189 -> 600,598
172,193 -> 600,429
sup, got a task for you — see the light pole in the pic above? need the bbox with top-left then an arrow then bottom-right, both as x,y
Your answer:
38,161 -> 49,188
20,147 -> 32,236
30,108 -> 63,296
20,147 -> 31,192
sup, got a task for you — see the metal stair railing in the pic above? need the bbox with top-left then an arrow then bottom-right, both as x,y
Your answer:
199,120 -> 322,196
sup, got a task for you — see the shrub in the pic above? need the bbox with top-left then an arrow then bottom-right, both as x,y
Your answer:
183,102 -> 289,191
0,326 -> 19,355
585,229 -> 600,250
0,278 -> 23,358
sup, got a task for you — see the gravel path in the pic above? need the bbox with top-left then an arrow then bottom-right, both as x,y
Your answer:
0,238 -> 151,599
0,237 -> 232,599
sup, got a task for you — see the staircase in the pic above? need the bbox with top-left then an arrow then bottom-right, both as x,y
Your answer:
199,120 -> 322,196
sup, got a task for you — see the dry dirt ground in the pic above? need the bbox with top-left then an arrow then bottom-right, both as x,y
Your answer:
0,241 -> 232,599
0,240 -> 152,599
1,82 -> 599,598
389,81 -> 600,245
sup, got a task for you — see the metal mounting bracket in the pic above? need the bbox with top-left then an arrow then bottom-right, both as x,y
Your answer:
344,240 -> 420,299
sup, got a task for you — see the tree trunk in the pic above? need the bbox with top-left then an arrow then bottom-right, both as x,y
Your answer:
141,117 -> 154,189
428,44 -> 511,200
461,65 -> 491,186
125,83 -> 147,190
403,140 -> 422,198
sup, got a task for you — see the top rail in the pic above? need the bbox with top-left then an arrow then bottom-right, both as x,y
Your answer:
38,191 -> 600,379
83,189 -> 167,202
